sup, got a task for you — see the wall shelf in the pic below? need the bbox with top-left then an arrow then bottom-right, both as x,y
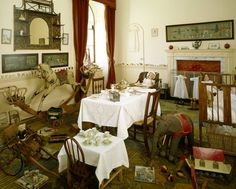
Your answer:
14,3 -> 61,50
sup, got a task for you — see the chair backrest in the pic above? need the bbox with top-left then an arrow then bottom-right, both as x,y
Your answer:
137,72 -> 161,89
143,89 -> 161,132
137,71 -> 148,83
64,137 -> 86,173
92,76 -> 105,94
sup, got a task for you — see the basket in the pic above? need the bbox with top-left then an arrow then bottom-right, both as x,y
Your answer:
207,124 -> 236,156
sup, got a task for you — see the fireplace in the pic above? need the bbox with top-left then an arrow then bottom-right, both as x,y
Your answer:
177,60 -> 221,73
166,49 -> 234,97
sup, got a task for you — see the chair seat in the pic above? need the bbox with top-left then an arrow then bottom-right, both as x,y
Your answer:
133,116 -> 154,126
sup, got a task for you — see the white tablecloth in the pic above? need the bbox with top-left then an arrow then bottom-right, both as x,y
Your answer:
77,88 -> 161,139
58,131 -> 129,186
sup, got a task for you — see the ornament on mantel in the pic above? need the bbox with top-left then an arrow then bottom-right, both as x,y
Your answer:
192,40 -> 202,49
224,43 -> 230,49
169,45 -> 173,50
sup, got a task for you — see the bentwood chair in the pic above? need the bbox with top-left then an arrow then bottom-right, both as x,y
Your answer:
130,89 -> 161,157
64,137 -> 95,189
92,76 -> 105,94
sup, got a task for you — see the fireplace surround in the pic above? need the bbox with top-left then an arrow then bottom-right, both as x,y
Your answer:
166,49 -> 234,96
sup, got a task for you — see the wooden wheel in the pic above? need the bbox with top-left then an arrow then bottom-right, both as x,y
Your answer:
0,147 -> 24,176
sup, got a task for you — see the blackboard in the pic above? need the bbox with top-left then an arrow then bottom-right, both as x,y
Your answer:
2,54 -> 38,73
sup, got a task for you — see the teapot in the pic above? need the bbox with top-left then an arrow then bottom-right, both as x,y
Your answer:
192,40 -> 202,49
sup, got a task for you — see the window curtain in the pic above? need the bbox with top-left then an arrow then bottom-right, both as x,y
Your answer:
104,6 -> 116,88
72,0 -> 89,83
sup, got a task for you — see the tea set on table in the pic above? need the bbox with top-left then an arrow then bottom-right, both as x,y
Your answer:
78,128 -> 112,146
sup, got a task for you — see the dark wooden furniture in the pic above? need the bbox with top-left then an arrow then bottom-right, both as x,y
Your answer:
160,87 -> 170,99
64,137 -> 95,189
199,73 -> 236,155
130,89 -> 161,157
136,71 -> 162,89
92,76 -> 105,94
0,126 -> 59,177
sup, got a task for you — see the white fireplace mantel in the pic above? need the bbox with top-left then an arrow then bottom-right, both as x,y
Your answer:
166,49 -> 235,96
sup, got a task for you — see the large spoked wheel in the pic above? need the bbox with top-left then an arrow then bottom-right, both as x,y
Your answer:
0,147 -> 24,176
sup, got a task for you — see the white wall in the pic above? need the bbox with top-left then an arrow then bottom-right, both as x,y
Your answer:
115,0 -> 236,82
0,0 -> 75,120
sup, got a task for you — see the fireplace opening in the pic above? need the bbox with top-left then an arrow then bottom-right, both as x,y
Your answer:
177,60 -> 221,72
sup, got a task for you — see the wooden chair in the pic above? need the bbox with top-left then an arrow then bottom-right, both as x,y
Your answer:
92,76 -> 105,94
130,89 -> 161,157
64,137 -> 95,189
136,71 -> 162,89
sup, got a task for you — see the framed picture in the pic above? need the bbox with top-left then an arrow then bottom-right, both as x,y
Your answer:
42,53 -> 68,67
62,33 -> 69,45
166,20 -> 234,42
1,29 -> 12,44
2,54 -> 38,73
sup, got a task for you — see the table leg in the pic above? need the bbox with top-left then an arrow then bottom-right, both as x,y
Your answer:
99,167 -> 123,189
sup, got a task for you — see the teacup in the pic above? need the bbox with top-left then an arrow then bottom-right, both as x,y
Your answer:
79,130 -> 87,137
84,138 -> 92,145
95,136 -> 101,146
103,137 -> 111,144
104,131 -> 110,138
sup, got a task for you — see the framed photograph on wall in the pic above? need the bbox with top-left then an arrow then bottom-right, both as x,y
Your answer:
2,54 -> 38,73
166,19 -> 234,42
1,29 -> 12,44
42,52 -> 68,67
62,33 -> 69,45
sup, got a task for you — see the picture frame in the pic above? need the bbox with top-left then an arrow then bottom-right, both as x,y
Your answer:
151,28 -> 158,37
62,33 -> 69,45
2,54 -> 38,73
1,29 -> 12,44
42,52 -> 68,68
166,20 -> 234,42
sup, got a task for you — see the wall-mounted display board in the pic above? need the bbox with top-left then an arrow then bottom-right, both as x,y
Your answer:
2,54 -> 38,73
42,52 -> 68,67
166,20 -> 234,42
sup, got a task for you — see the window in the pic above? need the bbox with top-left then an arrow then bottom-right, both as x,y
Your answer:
86,5 -> 95,63
87,2 -> 107,81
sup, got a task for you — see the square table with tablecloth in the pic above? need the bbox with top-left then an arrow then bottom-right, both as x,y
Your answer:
77,87 -> 161,139
57,130 -> 129,187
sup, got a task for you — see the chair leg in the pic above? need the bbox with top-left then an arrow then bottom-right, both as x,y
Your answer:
134,127 -> 136,140
143,134 -> 151,157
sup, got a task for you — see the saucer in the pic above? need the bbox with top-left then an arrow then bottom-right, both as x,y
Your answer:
103,139 -> 112,145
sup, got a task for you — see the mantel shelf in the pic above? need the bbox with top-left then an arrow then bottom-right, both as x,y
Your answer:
166,49 -> 234,54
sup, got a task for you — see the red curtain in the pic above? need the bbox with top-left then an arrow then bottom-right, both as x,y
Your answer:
104,5 -> 116,88
72,0 -> 89,82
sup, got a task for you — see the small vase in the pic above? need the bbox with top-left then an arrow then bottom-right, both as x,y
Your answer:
192,40 -> 202,49
224,43 -> 230,49
169,45 -> 173,50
